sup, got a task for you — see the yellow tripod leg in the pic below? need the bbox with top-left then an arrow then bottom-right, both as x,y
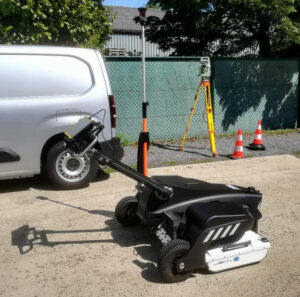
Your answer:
179,82 -> 203,151
203,81 -> 217,156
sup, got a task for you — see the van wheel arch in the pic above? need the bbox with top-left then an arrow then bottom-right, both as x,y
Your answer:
41,133 -> 65,173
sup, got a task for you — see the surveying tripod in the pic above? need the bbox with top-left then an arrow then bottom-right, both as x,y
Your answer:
179,57 -> 217,157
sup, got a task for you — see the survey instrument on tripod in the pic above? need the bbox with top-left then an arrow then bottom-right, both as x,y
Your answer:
179,57 -> 217,157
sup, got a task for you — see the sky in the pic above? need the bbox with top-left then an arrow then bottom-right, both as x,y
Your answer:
103,0 -> 148,8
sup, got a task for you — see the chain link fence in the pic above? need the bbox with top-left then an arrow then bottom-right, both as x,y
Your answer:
105,57 -> 299,143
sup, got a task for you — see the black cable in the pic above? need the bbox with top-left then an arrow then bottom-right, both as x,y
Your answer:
89,108 -> 114,153
89,108 -> 106,120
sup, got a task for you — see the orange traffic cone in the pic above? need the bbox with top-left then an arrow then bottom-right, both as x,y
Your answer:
248,120 -> 266,150
232,129 -> 244,159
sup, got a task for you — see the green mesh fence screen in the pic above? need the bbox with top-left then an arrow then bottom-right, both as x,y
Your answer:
105,57 -> 299,142
213,59 -> 299,134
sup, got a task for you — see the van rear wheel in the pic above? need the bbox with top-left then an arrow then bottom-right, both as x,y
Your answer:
46,141 -> 98,189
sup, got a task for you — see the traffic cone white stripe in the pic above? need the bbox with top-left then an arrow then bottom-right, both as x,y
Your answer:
248,120 -> 266,150
232,129 -> 244,159
235,146 -> 243,152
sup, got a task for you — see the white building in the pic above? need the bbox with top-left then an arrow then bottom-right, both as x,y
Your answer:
105,6 -> 173,57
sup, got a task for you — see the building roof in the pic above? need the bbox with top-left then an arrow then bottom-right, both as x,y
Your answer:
107,6 -> 164,34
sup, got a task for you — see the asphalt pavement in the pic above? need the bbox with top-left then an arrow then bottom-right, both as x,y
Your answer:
122,131 -> 300,168
1,155 -> 300,297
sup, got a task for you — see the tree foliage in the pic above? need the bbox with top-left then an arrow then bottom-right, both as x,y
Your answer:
276,0 -> 300,56
0,0 -> 113,49
146,0 -> 300,57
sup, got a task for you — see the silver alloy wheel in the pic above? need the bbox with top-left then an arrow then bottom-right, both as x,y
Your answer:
55,151 -> 91,183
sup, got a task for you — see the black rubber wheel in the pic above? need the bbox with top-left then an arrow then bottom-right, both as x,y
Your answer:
45,141 -> 98,189
115,196 -> 140,226
158,239 -> 191,283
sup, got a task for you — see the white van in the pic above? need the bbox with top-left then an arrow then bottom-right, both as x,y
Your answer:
0,45 -> 123,189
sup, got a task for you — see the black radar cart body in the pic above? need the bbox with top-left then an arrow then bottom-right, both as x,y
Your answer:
64,117 -> 270,283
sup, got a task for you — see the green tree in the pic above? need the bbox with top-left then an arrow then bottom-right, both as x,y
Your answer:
232,0 -> 299,57
0,0 -> 113,49
275,0 -> 300,56
146,0 -> 300,57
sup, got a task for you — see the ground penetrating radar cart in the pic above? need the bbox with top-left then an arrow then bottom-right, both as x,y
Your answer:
64,117 -> 270,283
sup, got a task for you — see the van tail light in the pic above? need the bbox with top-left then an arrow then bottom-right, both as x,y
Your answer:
109,95 -> 116,128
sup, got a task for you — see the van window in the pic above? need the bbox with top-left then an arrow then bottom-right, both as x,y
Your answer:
0,54 -> 93,98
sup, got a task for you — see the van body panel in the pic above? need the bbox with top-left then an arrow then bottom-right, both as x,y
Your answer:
95,50 -> 116,137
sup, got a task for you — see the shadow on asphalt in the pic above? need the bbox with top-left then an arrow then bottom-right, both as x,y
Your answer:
152,142 -> 234,161
151,142 -> 215,158
35,195 -> 115,217
11,195 -> 164,283
0,170 -> 110,194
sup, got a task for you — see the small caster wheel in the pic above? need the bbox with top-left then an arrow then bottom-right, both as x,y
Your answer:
158,239 -> 191,283
115,196 -> 140,226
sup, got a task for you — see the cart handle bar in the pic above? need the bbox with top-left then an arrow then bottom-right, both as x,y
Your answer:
92,149 -> 172,197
